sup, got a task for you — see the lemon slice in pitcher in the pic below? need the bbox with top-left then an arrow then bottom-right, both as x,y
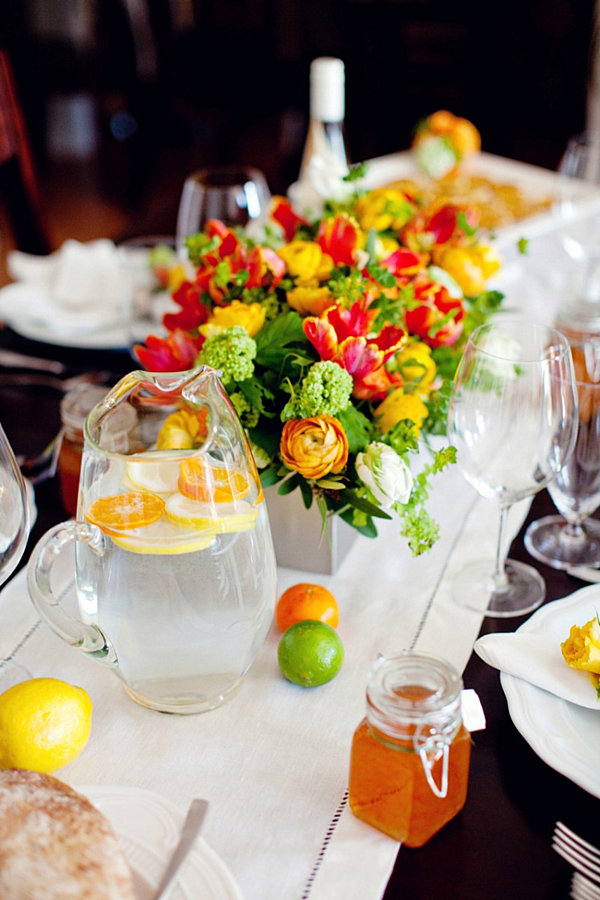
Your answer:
165,493 -> 258,533
125,457 -> 181,494
110,517 -> 217,555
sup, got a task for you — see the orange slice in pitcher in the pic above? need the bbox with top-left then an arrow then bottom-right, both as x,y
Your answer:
84,491 -> 165,536
178,458 -> 251,503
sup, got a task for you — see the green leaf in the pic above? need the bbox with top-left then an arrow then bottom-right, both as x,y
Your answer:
254,312 -> 309,369
277,474 -> 301,495
259,466 -> 283,488
343,162 -> 368,182
338,488 -> 392,519
315,477 -> 346,490
299,477 -> 314,509
247,422 -> 281,458
336,404 -> 372,454
338,506 -> 378,537
517,237 -> 529,255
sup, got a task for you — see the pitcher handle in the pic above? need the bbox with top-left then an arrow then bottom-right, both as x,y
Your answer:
27,521 -> 116,663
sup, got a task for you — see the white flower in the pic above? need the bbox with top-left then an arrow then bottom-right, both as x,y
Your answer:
355,442 -> 413,508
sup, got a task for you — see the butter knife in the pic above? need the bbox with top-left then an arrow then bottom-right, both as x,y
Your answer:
152,798 -> 209,900
0,349 -> 66,373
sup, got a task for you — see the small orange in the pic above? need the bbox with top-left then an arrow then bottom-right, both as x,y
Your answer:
84,491 -> 165,535
276,582 -> 339,633
178,458 -> 250,503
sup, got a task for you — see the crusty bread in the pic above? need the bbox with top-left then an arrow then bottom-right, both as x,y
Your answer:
0,769 -> 135,899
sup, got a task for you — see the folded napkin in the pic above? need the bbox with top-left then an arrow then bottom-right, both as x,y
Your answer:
474,632 -> 600,710
6,240 -> 126,335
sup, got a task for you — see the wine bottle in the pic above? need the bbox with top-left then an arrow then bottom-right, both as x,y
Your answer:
296,57 -> 350,204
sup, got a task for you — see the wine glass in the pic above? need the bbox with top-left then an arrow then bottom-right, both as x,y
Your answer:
524,365 -> 600,569
176,165 -> 272,257
0,421 -> 31,686
558,133 -> 600,300
447,318 -> 578,618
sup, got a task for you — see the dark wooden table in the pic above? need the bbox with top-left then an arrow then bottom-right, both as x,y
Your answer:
1,324 -> 598,900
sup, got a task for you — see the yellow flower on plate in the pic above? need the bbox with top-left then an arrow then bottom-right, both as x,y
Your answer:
277,241 -> 333,282
561,618 -> 600,674
199,300 -> 266,339
375,389 -> 429,436
280,416 -> 348,480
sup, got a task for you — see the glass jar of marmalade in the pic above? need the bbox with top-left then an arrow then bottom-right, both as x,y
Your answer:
348,652 -> 471,847
57,384 -> 108,516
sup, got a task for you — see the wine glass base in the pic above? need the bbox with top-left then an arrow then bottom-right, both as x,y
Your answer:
524,515 -> 600,570
453,558 -> 546,618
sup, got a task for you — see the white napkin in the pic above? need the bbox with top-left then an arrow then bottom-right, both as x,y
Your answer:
474,632 -> 600,710
5,239 -> 127,335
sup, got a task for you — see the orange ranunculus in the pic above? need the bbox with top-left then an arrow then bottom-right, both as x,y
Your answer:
280,416 -> 348,480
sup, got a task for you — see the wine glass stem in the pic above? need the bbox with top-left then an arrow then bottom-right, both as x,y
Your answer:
492,504 -> 510,591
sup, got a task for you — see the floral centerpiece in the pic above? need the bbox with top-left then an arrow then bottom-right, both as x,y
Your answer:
134,173 -> 503,556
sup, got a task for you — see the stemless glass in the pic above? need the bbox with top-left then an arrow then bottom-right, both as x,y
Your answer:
447,318 -> 578,617
176,166 -> 271,256
525,374 -> 600,569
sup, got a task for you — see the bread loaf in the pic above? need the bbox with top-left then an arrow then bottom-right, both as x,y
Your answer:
0,768 -> 135,899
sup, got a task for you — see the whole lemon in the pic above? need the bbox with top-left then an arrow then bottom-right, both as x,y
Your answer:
0,678 -> 92,774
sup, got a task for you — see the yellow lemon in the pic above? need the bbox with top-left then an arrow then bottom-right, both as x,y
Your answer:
0,678 -> 92,774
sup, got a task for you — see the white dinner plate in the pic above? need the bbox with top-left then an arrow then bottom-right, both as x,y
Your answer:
500,586 -> 600,798
0,282 -> 131,349
79,785 -> 242,900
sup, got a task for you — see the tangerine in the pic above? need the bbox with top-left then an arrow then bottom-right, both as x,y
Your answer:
84,491 -> 165,535
276,582 -> 339,633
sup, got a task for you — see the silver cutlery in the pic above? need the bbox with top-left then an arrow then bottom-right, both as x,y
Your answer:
0,348 -> 66,373
152,798 -> 209,900
553,821 -> 600,884
571,871 -> 600,900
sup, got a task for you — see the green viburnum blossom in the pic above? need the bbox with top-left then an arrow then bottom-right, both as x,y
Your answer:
282,360 -> 353,420
199,326 -> 256,385
229,390 -> 260,428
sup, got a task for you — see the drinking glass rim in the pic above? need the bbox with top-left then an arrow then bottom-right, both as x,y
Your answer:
467,318 -> 570,364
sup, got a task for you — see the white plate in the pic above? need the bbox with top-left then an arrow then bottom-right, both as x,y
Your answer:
0,282 -> 130,349
79,785 -> 242,900
362,150 -> 600,248
500,586 -> 600,797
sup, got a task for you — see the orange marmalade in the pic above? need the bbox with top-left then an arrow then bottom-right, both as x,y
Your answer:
348,653 -> 471,847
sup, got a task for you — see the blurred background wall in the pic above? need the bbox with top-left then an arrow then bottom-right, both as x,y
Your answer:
0,0 -> 596,248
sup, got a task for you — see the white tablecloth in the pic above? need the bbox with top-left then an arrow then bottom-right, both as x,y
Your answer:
0,221 -> 583,899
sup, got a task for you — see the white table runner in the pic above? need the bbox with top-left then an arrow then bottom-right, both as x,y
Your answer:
0,223 -> 578,899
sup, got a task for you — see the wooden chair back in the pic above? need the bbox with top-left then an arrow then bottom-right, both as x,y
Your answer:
0,49 -> 52,254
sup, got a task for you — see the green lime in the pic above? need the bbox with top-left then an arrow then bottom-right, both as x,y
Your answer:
277,620 -> 344,687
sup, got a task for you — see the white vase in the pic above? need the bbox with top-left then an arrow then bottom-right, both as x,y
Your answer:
264,486 -> 357,574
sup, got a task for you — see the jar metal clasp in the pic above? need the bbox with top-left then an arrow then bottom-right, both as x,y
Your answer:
414,722 -> 451,799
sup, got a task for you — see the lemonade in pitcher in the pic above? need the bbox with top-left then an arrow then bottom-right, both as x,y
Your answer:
29,368 -> 277,714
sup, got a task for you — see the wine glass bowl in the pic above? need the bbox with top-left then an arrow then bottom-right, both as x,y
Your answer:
447,318 -> 578,617
558,133 -> 600,299
525,373 -> 600,569
176,166 -> 271,256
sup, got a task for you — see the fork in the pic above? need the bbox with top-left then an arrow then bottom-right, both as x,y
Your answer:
553,821 -> 600,884
571,871 -> 600,900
